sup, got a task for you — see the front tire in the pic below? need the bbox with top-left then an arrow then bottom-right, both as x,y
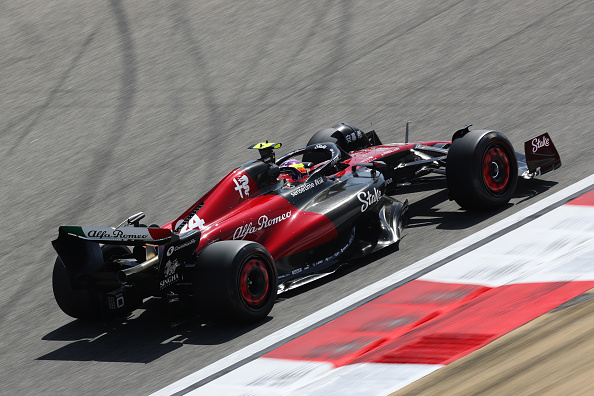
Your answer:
193,241 -> 277,323
446,130 -> 518,210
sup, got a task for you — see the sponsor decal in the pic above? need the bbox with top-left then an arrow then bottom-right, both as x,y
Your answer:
160,259 -> 181,289
166,238 -> 197,256
164,259 -> 180,277
358,187 -> 382,212
381,146 -> 401,155
358,156 -> 376,163
314,144 -> 327,150
87,230 -> 111,239
159,273 -> 180,289
313,227 -> 355,267
532,135 -> 550,153
328,149 -> 339,166
85,227 -> 150,240
290,177 -> 323,197
345,133 -> 355,143
233,211 -> 292,240
233,174 -> 250,199
385,177 -> 393,185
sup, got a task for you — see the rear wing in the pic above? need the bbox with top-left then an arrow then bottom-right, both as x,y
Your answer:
52,226 -> 173,275
52,225 -> 200,291
520,132 -> 561,178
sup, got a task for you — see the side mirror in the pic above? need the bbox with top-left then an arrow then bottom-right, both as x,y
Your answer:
351,161 -> 387,177
116,212 -> 145,228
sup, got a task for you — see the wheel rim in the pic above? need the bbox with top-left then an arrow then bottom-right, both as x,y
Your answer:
239,258 -> 270,307
482,145 -> 511,193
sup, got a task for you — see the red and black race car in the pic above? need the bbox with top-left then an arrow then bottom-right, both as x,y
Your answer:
52,123 -> 561,323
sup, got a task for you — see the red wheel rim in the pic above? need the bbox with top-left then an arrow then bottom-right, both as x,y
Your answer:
482,146 -> 510,193
239,258 -> 270,307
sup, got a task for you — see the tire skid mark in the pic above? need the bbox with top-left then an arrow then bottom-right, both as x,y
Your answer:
231,2 -> 339,128
395,0 -> 585,104
218,0 -> 469,132
51,0 -> 138,224
0,0 -> 138,331
2,27 -> 101,156
169,1 -> 224,165
281,0 -> 355,129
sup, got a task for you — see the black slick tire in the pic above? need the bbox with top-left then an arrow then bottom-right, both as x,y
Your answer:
52,245 -> 130,320
193,241 -> 277,323
52,256 -> 101,319
446,130 -> 518,210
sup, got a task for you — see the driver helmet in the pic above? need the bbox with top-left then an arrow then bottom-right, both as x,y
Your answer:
279,160 -> 308,182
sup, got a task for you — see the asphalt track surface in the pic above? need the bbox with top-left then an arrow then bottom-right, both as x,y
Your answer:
1,1 -> 593,394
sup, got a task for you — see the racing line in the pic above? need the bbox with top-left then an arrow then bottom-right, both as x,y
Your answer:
152,174 -> 594,396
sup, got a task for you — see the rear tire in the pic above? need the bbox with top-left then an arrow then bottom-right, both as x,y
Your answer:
193,241 -> 277,323
52,256 -> 102,319
446,130 -> 518,210
52,245 -> 130,320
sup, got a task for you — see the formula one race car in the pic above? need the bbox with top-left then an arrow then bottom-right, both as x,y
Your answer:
52,123 -> 561,323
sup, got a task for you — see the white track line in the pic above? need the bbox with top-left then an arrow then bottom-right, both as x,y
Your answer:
151,174 -> 594,396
